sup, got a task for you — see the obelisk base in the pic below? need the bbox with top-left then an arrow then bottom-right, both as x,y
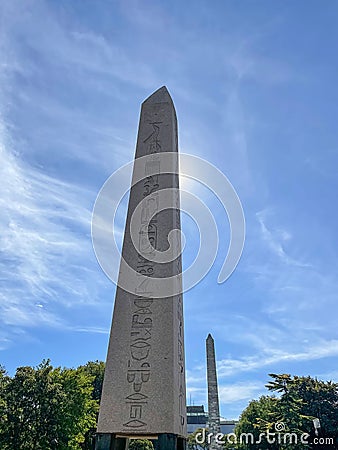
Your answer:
95,434 -> 186,450
157,434 -> 186,450
95,434 -> 128,450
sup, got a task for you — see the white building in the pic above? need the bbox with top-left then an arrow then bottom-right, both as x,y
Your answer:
187,405 -> 238,435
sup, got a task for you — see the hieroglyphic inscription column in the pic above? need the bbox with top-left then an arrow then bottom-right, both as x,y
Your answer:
96,87 -> 186,440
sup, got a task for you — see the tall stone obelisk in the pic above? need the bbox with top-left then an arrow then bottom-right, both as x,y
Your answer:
96,87 -> 186,450
206,334 -> 221,450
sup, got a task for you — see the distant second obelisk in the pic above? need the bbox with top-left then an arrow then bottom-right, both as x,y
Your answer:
96,87 -> 186,446
206,334 -> 222,450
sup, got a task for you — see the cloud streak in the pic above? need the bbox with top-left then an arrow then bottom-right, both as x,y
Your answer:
217,339 -> 338,377
0,114 -> 114,343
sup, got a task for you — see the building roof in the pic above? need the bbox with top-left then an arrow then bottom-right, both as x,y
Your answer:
187,405 -> 205,414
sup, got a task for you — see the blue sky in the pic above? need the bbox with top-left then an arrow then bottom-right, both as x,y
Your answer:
1,0 -> 338,420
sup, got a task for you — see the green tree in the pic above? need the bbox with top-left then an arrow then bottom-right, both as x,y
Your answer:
187,427 -> 209,450
56,366 -> 98,450
266,374 -> 338,449
78,360 -> 105,449
0,365 -> 9,448
78,360 -> 105,403
231,395 -> 279,450
1,360 -> 98,450
233,374 -> 338,450
128,439 -> 154,450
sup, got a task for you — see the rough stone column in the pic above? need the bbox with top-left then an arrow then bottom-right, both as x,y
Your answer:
206,334 -> 222,450
96,87 -> 186,441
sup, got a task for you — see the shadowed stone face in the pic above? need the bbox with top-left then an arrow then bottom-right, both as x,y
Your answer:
96,87 -> 186,437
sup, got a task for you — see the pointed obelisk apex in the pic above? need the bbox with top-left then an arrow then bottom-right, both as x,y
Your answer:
95,87 -> 186,449
206,334 -> 222,450
143,85 -> 174,105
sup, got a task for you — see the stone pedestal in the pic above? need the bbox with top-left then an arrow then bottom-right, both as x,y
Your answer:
95,434 -> 128,450
95,433 -> 186,450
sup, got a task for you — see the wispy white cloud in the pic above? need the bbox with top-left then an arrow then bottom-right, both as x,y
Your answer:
73,326 -> 109,335
318,369 -> 338,382
0,1 -> 136,347
186,362 -> 265,417
256,209 -> 310,268
229,49 -> 299,85
219,381 -> 264,404
238,208 -> 338,343
304,148 -> 338,179
1,1 -> 158,89
186,338 -> 338,418
217,339 -> 338,377
0,119 -> 114,341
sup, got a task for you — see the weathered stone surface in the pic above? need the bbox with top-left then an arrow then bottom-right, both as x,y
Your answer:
97,87 -> 186,437
206,334 -> 222,450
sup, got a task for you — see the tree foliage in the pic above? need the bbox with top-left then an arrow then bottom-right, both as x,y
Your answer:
232,395 -> 279,449
2,362 -> 338,450
78,360 -> 105,403
0,359 -> 103,450
187,427 -> 209,450
128,439 -> 154,450
232,374 -> 338,449
77,360 -> 105,449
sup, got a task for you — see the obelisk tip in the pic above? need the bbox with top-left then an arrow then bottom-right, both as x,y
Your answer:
143,86 -> 173,105
207,333 -> 213,341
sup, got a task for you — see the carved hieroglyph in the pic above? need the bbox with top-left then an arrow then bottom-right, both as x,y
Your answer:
97,87 -> 186,437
